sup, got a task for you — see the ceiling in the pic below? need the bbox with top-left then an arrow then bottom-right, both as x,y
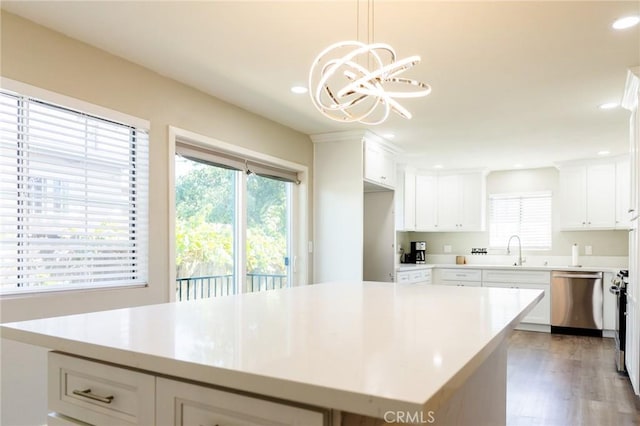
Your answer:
2,1 -> 639,171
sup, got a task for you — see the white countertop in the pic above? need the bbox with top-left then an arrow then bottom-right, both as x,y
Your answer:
0,281 -> 542,418
398,263 -> 620,274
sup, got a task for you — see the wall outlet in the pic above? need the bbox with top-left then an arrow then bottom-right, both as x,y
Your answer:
585,245 -> 593,255
443,245 -> 452,253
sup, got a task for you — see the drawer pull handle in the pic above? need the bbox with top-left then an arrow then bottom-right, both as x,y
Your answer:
72,388 -> 114,404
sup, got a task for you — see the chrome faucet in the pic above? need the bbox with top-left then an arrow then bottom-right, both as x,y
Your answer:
507,235 -> 523,266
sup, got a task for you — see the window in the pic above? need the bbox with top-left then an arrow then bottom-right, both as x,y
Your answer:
0,88 -> 149,295
489,192 -> 552,250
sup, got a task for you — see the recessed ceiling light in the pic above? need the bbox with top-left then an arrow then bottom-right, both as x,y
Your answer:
598,150 -> 610,156
290,86 -> 308,94
382,133 -> 395,139
513,164 -> 523,169
434,164 -> 444,169
599,102 -> 619,110
612,16 -> 640,30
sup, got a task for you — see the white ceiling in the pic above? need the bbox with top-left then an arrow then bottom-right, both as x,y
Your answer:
2,1 -> 639,171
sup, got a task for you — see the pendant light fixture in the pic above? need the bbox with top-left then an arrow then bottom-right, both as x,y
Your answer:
308,0 -> 431,125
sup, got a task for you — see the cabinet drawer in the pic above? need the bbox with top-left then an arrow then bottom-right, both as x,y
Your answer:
48,352 -> 155,425
439,280 -> 482,287
397,268 -> 432,284
156,377 -> 326,426
440,269 -> 482,281
397,271 -> 411,283
482,269 -> 550,284
410,270 -> 425,282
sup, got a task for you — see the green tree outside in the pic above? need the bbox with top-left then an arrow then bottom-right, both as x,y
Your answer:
175,157 -> 288,282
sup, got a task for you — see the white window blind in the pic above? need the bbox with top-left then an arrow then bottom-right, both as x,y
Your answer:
489,192 -> 552,250
0,89 -> 149,295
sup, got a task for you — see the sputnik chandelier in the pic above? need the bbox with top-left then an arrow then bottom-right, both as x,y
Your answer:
308,0 -> 431,125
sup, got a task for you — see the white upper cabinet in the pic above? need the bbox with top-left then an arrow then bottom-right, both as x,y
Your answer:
395,167 -> 416,231
415,173 -> 437,230
558,159 -> 622,230
414,171 -> 486,232
363,139 -> 395,189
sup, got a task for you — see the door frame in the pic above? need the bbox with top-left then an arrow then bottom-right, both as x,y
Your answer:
168,126 -> 309,302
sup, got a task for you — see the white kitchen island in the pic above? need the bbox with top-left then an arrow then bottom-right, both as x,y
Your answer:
1,281 -> 542,425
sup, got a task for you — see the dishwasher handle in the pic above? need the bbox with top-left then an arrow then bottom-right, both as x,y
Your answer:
552,273 -> 603,279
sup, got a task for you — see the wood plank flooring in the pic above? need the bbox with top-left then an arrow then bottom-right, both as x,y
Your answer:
507,331 -> 640,426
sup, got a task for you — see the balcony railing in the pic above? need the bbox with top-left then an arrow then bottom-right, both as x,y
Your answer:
176,273 -> 288,301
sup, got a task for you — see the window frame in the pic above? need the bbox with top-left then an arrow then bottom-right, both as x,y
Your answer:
0,78 -> 150,296
488,191 -> 552,251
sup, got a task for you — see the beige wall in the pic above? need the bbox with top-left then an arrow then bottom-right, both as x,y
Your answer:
400,167 -> 629,257
0,12 -> 314,323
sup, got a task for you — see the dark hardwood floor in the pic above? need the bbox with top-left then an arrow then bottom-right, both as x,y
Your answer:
507,331 -> 640,426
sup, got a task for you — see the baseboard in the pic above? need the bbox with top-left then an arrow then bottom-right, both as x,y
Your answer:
551,325 -> 603,337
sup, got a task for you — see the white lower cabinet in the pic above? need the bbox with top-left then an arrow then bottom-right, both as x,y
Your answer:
49,353 -> 326,426
437,269 -> 482,287
483,281 -> 550,325
396,268 -> 432,284
48,352 -> 155,425
156,377 -> 324,426
482,270 -> 550,325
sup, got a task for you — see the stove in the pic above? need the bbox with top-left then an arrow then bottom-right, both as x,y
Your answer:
610,270 -> 628,373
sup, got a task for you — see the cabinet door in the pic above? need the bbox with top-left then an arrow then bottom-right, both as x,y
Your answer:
559,166 -> 587,229
483,282 -> 549,325
586,163 -> 616,228
363,142 -> 383,185
415,174 -> 437,230
381,149 -> 396,188
518,282 -> 550,324
616,158 -> 631,229
459,173 -> 485,231
403,169 -> 416,230
156,377 -> 325,426
363,141 -> 394,188
436,174 -> 460,231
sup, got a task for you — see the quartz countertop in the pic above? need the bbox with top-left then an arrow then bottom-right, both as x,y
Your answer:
398,263 -> 621,274
0,281 -> 542,418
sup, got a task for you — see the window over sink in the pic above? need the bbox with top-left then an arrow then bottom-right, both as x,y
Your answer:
489,192 -> 552,250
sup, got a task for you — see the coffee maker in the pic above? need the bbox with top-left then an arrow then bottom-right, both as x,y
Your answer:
410,241 -> 427,264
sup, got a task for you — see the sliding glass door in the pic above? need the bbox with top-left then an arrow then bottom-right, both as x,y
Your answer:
175,156 -> 236,299
246,173 -> 290,293
174,152 -> 292,300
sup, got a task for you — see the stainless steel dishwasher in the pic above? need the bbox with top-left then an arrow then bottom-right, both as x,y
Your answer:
551,270 -> 603,336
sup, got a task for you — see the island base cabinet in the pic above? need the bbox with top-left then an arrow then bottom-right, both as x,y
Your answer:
340,341 -> 508,426
48,352 -> 155,425
156,377 -> 326,426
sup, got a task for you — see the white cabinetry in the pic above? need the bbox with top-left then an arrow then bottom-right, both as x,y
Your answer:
622,66 -> 639,395
396,267 -> 432,285
156,377 -> 324,426
558,159 -> 623,230
312,131 -> 397,283
395,167 -> 416,231
415,173 -> 437,230
48,352 -> 155,425
437,269 -> 482,287
616,157 -> 631,229
414,171 -> 486,232
482,270 -> 551,325
364,139 -> 395,188
49,352 -> 326,426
